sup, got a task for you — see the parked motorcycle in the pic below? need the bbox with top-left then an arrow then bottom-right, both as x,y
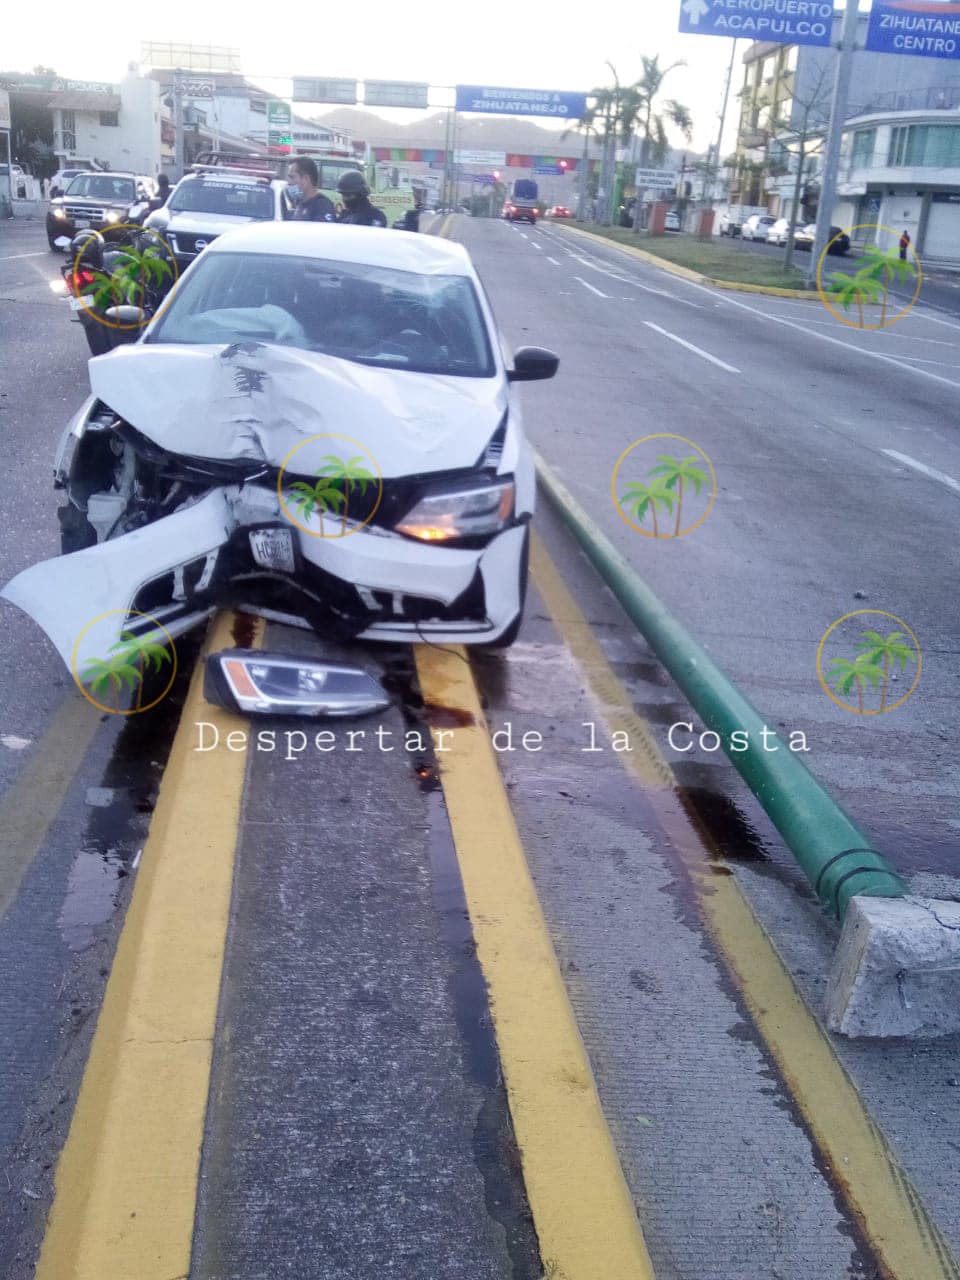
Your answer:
57,223 -> 176,356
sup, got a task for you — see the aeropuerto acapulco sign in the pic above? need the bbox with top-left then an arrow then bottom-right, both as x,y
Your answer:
678,0 -> 834,47
867,0 -> 960,59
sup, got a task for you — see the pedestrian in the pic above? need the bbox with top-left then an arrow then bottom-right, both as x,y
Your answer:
286,157 -> 336,222
155,173 -> 171,206
899,229 -> 911,261
336,171 -> 387,227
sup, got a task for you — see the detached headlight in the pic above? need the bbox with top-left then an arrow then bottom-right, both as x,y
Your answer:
103,210 -> 122,224
53,207 -> 67,219
396,479 -> 515,543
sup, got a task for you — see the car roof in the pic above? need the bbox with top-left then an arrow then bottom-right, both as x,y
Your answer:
206,221 -> 475,276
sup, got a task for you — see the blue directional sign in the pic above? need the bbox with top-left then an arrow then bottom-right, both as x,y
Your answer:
867,0 -> 960,59
534,164 -> 563,175
455,85 -> 587,118
678,0 -> 834,47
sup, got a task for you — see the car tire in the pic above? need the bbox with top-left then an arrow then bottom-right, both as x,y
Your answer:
83,321 -> 112,357
477,527 -> 529,650
48,234 -> 61,251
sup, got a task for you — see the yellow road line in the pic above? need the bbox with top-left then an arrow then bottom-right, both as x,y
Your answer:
530,531 -> 960,1280
414,643 -> 655,1280
0,694 -> 102,921
35,613 -> 262,1280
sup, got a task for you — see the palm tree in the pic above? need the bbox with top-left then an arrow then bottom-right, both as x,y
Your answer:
315,454 -> 376,534
619,480 -> 675,538
855,247 -> 916,326
827,269 -> 882,327
828,653 -> 884,714
635,55 -> 693,170
288,477 -> 347,526
854,630 -> 916,711
82,648 -> 142,712
110,632 -> 173,711
648,454 -> 708,536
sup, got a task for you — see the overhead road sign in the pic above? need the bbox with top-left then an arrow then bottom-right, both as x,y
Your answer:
292,77 -> 357,104
455,149 -> 506,166
456,85 -> 588,118
867,0 -> 960,59
678,0 -> 834,47
364,80 -> 429,109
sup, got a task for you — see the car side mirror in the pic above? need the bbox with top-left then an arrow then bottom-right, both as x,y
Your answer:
507,346 -> 559,383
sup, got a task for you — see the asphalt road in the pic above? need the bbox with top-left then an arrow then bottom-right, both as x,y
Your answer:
1,213 -> 958,1280
723,227 -> 960,316
470,216 -> 960,879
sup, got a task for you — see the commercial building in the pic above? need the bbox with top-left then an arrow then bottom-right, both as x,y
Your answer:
730,10 -> 960,254
0,67 -> 162,178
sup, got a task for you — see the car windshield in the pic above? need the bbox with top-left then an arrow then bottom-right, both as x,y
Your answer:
147,251 -> 495,377
64,174 -> 136,201
167,179 -> 274,219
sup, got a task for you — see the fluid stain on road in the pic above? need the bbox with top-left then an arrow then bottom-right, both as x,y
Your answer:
58,648 -> 194,953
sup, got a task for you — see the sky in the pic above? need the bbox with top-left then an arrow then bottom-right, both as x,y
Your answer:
1,0 -> 770,155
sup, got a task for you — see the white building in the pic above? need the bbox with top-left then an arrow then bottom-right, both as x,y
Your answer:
835,107 -> 960,264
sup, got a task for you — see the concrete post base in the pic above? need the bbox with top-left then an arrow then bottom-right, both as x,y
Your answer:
825,895 -> 960,1039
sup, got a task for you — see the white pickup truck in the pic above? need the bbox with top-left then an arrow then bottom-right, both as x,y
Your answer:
717,205 -> 769,238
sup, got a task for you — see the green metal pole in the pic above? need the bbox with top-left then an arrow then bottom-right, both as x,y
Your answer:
536,454 -> 908,921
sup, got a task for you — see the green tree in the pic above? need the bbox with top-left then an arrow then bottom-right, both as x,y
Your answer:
315,454 -> 376,533
828,653 -> 884,714
635,56 -> 692,170
288,477 -> 347,525
854,247 -> 916,326
619,480 -> 676,538
648,454 -> 708,536
827,269 -> 882,327
854,630 -> 915,711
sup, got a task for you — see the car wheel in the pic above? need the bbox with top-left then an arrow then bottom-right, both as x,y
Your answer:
48,234 -> 61,251
477,527 -> 529,650
83,321 -> 112,356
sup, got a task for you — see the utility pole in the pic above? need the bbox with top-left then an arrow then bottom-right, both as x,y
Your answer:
173,68 -> 186,179
808,0 -> 859,286
709,38 -> 738,207
577,126 -> 589,221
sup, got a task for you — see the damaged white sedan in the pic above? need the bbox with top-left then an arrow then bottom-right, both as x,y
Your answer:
2,223 -> 558,680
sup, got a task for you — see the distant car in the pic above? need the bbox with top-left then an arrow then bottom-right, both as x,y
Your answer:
718,212 -> 741,237
46,172 -> 156,249
502,201 -> 537,225
0,163 -> 29,198
548,206 -> 572,219
741,214 -> 776,242
794,223 -> 850,255
664,210 -> 681,232
766,218 -> 793,246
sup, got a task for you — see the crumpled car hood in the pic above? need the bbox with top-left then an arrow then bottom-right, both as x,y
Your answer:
89,342 -> 506,476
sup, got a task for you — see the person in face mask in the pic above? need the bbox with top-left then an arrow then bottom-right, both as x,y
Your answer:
287,157 -> 336,222
336,171 -> 387,227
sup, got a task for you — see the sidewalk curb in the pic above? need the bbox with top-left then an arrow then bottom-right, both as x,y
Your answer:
557,222 -> 819,300
826,895 -> 960,1038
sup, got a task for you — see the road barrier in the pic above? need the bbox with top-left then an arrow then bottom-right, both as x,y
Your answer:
535,454 -> 908,922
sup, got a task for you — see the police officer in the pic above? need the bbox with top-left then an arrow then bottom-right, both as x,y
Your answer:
287,157 -> 336,222
336,171 -> 387,227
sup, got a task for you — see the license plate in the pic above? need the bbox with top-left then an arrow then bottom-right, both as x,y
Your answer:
249,527 -> 296,574
73,218 -> 90,229
69,295 -> 92,312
